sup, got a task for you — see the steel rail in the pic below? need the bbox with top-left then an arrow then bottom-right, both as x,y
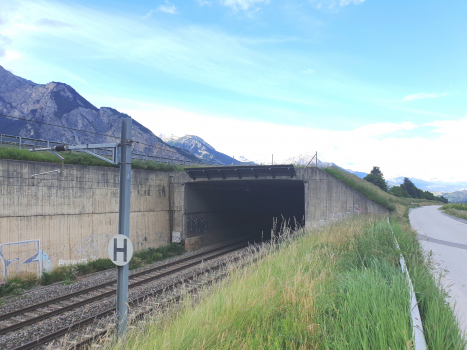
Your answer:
10,243 -> 259,350
0,237 -> 261,335
0,236 -> 258,323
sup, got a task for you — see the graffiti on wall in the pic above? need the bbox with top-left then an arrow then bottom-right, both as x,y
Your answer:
0,240 -> 52,278
186,216 -> 208,234
59,259 -> 87,266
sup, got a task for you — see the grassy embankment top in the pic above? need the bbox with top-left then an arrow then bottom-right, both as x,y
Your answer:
0,145 -> 192,171
440,203 -> 467,221
323,166 -> 444,212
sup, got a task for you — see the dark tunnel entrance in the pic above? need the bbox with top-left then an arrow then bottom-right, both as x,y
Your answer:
184,180 -> 305,241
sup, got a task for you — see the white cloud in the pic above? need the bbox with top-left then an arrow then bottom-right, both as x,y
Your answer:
36,18 -> 74,28
142,2 -> 177,17
302,68 -> 315,74
196,0 -> 212,5
339,0 -> 364,6
221,0 -> 269,11
157,4 -> 177,14
310,0 -> 364,10
112,97 -> 467,182
402,92 -> 447,102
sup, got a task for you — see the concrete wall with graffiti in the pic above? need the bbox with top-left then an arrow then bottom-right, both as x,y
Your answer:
0,159 -> 172,279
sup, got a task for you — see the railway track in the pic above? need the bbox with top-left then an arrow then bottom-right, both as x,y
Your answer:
0,236 -> 261,350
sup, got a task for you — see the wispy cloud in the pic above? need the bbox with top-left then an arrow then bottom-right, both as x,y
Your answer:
157,4 -> 177,14
143,2 -> 177,18
402,92 -> 447,102
310,0 -> 365,10
221,0 -> 270,11
196,0 -> 212,5
302,68 -> 315,74
36,18 -> 74,28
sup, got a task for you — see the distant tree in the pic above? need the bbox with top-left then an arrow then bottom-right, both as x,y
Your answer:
422,190 -> 436,201
370,166 -> 384,178
438,196 -> 449,203
389,185 -> 410,198
403,178 -> 420,198
364,166 -> 388,191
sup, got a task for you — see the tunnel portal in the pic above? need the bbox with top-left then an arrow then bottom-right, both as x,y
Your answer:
184,179 -> 305,242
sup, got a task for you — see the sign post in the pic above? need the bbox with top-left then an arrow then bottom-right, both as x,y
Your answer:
115,118 -> 132,338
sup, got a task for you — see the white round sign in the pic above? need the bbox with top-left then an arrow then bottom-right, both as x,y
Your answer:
108,235 -> 133,266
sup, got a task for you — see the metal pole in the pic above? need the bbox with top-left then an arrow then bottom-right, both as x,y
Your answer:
316,151 -> 317,167
116,118 -> 132,338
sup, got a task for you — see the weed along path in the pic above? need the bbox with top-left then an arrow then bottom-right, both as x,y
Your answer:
410,205 -> 467,335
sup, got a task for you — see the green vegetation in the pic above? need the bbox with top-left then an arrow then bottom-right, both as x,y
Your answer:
0,244 -> 185,297
356,165 -> 447,204
389,177 -> 448,203
391,218 -> 465,348
441,203 -> 467,211
99,167 -> 462,349
323,166 -> 446,212
0,145 -> 185,171
105,214 -> 465,350
0,274 -> 37,297
363,166 -> 388,191
440,203 -> 467,221
324,166 -> 398,211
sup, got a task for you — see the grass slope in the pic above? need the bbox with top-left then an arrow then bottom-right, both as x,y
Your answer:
107,217 -> 414,350
0,145 -> 185,171
440,203 -> 467,221
323,166 -> 443,212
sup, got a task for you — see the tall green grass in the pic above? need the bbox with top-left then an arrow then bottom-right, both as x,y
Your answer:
441,203 -> 467,211
439,203 -> 467,221
391,218 -> 466,349
103,216 -> 422,350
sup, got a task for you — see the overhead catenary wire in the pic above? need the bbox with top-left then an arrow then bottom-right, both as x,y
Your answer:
0,113 -> 204,159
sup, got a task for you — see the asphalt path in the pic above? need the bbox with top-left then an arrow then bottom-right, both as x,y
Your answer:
410,205 -> 467,335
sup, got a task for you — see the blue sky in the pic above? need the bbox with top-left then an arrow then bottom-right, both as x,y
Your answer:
0,0 -> 466,181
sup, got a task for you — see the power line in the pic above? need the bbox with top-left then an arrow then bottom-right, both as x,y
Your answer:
0,113 -> 207,160
0,113 -> 120,139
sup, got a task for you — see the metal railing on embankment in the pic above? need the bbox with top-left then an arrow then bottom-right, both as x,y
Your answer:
0,133 -> 219,167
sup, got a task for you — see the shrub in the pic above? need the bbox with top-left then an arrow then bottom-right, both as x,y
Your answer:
441,203 -> 467,211
86,258 -> 115,272
0,274 -> 38,297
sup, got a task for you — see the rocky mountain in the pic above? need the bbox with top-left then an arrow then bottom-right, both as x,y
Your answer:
0,65 -> 197,162
436,190 -> 467,203
344,169 -> 368,179
163,134 -> 254,165
387,176 -> 467,193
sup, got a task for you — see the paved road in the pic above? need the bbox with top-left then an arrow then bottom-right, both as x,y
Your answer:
410,205 -> 467,335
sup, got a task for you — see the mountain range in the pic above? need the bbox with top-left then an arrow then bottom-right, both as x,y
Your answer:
0,65 -> 239,164
0,65 -> 465,195
159,134 -> 253,165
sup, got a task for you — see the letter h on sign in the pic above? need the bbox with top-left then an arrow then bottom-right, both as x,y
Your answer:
114,238 -> 127,262
108,235 -> 133,267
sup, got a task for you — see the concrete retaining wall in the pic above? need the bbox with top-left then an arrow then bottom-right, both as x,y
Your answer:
296,167 -> 388,226
1,160 -> 388,278
0,159 -> 172,279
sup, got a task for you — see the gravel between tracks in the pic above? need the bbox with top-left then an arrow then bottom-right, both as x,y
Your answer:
0,239 -> 259,350
0,237 -> 252,316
